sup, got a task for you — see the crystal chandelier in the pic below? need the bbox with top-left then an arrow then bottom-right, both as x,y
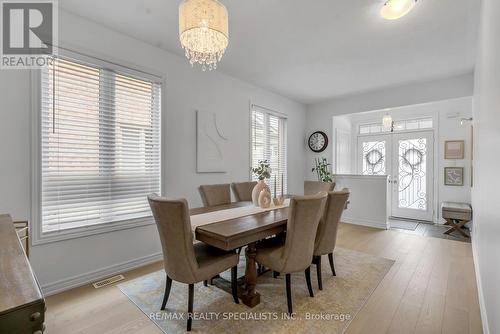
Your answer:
179,0 -> 229,71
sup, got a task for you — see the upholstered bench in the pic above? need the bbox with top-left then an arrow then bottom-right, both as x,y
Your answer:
441,202 -> 472,238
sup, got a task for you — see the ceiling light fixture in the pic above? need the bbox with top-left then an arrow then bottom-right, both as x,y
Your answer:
380,0 -> 418,20
179,0 -> 229,71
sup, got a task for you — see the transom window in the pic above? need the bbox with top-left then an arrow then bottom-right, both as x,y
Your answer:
39,56 -> 161,234
250,105 -> 287,195
359,117 -> 433,135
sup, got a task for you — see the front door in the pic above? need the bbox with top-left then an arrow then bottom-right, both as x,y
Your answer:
390,131 -> 434,221
358,130 -> 434,221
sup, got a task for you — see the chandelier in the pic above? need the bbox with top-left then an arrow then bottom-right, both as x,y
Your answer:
179,0 -> 229,71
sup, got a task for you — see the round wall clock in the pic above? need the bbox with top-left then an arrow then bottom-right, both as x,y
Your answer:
308,131 -> 328,153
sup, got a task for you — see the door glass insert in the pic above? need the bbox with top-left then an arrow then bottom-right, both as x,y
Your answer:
397,138 -> 427,210
362,141 -> 386,175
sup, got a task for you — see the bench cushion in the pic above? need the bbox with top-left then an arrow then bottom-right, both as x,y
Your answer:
442,202 -> 472,220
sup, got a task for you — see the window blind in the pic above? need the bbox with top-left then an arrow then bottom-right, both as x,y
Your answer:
251,106 -> 287,195
40,57 -> 161,232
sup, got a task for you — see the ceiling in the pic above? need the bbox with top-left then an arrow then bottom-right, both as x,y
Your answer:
59,0 -> 480,104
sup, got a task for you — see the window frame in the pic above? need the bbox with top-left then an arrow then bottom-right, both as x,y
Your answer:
249,103 -> 288,194
30,47 -> 166,245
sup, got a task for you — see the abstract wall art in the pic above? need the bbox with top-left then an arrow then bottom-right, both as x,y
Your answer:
196,110 -> 229,173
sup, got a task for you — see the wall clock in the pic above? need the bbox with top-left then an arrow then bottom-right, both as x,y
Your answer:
308,131 -> 328,153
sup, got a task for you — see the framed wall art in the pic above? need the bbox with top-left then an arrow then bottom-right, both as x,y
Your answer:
444,167 -> 464,186
444,140 -> 465,159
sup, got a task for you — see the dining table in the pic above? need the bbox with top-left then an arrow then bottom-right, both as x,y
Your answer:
190,201 -> 289,308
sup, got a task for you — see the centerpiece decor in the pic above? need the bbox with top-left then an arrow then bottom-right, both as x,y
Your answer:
312,158 -> 333,182
251,160 -> 272,207
273,173 -> 285,206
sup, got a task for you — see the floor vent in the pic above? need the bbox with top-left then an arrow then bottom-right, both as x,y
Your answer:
92,274 -> 125,289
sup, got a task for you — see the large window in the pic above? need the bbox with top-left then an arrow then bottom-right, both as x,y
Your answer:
251,105 -> 287,195
39,56 -> 161,234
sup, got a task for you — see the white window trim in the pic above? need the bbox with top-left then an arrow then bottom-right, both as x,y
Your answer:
30,46 -> 166,245
248,103 -> 288,190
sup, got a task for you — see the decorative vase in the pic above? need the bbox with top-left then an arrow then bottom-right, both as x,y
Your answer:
252,180 -> 269,206
258,189 -> 272,209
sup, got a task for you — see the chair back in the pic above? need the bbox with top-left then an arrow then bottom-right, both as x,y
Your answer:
281,192 -> 327,273
304,180 -> 335,195
198,184 -> 231,207
231,181 -> 257,202
148,195 -> 199,283
314,189 -> 350,256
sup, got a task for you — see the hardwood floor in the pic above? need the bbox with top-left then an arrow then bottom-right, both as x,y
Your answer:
45,224 -> 483,334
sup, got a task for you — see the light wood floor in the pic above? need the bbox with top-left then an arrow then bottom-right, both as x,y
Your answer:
45,224 -> 483,334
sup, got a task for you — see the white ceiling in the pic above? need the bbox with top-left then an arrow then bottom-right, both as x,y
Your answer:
59,0 -> 480,104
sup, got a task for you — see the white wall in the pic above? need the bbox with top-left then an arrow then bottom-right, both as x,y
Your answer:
0,10 -> 306,293
305,72 -> 474,178
334,175 -> 390,229
342,98 -> 473,222
332,116 -> 352,174
471,0 -> 500,333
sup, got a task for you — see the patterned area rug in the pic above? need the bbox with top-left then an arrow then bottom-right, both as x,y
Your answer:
118,248 -> 394,334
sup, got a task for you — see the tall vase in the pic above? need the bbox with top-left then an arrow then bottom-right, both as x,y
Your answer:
252,180 -> 270,206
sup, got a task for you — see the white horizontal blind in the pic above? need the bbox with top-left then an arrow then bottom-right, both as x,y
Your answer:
40,57 -> 161,232
251,106 -> 287,196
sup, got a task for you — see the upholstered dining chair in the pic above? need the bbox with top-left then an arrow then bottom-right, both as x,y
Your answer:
304,180 -> 335,195
312,189 -> 350,290
148,195 -> 240,331
198,183 -> 231,207
231,181 -> 257,202
255,192 -> 327,314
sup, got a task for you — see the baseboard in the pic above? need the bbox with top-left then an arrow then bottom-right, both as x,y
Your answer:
342,217 -> 388,230
41,252 -> 163,296
471,234 -> 490,334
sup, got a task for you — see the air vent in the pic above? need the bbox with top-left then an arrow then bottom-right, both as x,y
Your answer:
92,274 -> 125,289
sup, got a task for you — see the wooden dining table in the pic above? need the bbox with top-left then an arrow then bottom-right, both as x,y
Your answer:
191,202 -> 289,308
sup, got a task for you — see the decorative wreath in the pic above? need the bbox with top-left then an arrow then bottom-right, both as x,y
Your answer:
402,148 -> 424,169
365,149 -> 384,168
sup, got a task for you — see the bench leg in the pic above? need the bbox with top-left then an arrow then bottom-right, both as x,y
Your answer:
444,219 -> 470,238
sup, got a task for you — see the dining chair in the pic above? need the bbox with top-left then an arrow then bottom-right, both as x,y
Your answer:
198,183 -> 231,207
148,195 -> 240,331
304,180 -> 335,195
255,192 -> 327,314
231,181 -> 257,202
312,189 -> 350,290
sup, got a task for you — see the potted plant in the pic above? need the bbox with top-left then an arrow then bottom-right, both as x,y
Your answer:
251,160 -> 272,206
312,158 -> 333,183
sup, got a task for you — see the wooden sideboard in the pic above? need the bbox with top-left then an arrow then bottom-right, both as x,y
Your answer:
0,214 -> 45,334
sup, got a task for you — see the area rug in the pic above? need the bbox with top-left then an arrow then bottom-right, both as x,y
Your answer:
118,248 -> 394,334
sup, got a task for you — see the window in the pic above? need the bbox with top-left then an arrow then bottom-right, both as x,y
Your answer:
39,56 -> 161,234
359,117 -> 433,135
251,106 -> 287,195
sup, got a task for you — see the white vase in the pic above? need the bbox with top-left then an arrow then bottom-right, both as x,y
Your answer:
258,189 -> 272,209
252,180 -> 269,206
